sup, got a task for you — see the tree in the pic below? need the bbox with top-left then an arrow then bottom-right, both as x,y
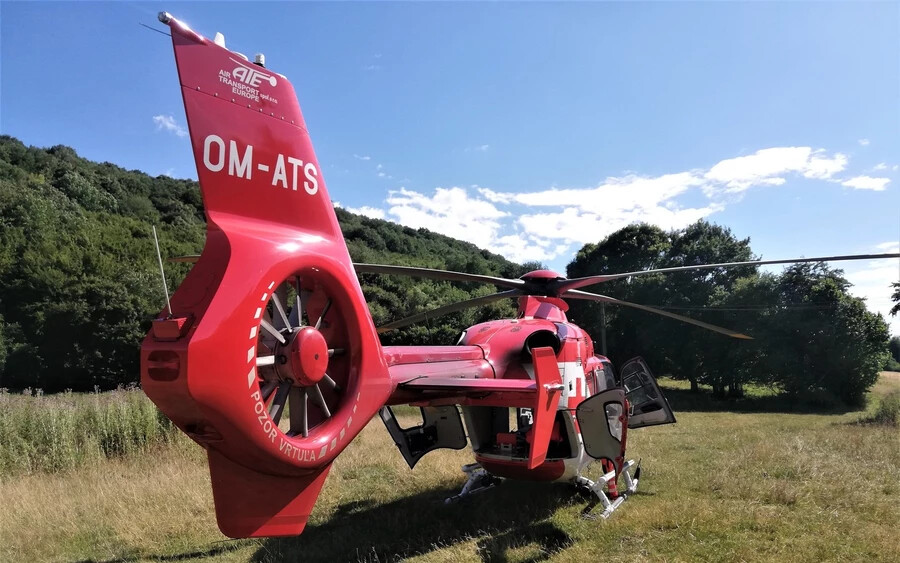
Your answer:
0,136 -> 535,390
891,281 -> 899,317
762,264 -> 889,406
568,222 -> 889,405
889,336 -> 900,364
0,315 -> 7,376
567,224 -> 671,369
657,222 -> 756,395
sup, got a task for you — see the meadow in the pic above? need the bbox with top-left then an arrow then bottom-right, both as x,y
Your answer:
1,374 -> 898,563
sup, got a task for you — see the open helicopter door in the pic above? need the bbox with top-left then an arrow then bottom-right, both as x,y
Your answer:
379,406 -> 468,469
575,388 -> 640,518
620,358 -> 676,429
576,389 -> 626,464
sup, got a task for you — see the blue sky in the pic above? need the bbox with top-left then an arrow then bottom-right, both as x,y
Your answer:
2,2 -> 898,333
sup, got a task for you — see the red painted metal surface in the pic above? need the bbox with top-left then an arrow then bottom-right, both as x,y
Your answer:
476,456 -> 567,482
140,13 -> 655,540
528,347 -> 563,469
382,345 -> 485,366
141,15 -> 392,538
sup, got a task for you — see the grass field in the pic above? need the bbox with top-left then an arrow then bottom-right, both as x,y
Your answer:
1,374 -> 898,562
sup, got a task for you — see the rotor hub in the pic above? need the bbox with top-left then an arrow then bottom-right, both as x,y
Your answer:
519,269 -> 565,282
286,327 -> 328,386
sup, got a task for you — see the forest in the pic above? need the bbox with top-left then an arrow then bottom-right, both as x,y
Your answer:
0,135 -> 894,405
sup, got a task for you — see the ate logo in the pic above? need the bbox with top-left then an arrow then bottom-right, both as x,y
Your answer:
230,57 -> 277,88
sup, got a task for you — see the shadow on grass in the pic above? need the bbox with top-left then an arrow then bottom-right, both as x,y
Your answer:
659,385 -> 858,415
251,481 -> 577,562
73,540 -> 248,563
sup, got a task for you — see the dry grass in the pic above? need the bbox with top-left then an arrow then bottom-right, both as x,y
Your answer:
2,375 -> 899,562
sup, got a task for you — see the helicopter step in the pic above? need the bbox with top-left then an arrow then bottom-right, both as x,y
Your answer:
575,459 -> 641,519
444,462 -> 502,504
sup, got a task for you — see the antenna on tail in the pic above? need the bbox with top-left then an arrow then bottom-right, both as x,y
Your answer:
151,225 -> 173,318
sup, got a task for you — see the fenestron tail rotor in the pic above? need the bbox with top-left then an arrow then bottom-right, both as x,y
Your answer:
255,274 -> 348,438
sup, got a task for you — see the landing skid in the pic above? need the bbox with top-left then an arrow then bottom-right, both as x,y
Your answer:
444,463 -> 501,504
575,459 -> 641,519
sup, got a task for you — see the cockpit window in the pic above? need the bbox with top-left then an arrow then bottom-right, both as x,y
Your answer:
602,363 -> 618,388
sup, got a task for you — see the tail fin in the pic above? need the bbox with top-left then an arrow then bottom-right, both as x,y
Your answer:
141,13 -> 390,537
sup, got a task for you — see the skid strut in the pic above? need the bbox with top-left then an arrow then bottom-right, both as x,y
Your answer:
445,463 -> 500,504
576,459 -> 641,519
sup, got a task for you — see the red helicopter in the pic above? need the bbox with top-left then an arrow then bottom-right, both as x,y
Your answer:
141,13 -> 900,539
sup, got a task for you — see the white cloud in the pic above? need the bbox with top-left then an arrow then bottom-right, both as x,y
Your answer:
363,64 -> 381,71
152,114 -> 187,138
340,145 -> 878,266
375,164 -> 393,179
704,147 -> 846,192
846,264 -> 900,335
516,203 -> 723,247
353,154 -> 372,161
501,172 -> 704,214
488,234 -> 558,263
843,242 -> 900,334
386,187 -> 507,245
858,138 -> 870,146
873,162 -> 887,171
345,205 -> 386,220
841,175 -> 890,191
876,241 -> 900,254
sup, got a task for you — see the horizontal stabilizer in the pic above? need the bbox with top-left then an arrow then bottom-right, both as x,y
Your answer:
208,449 -> 330,538
399,377 -> 537,393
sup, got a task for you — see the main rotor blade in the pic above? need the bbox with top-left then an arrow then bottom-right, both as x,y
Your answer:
565,289 -> 754,340
354,263 -> 525,290
377,289 -> 523,333
557,252 -> 900,293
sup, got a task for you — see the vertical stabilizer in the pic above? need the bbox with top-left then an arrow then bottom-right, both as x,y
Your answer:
141,13 -> 391,538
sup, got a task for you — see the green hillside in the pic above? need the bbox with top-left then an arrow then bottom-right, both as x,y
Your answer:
0,135 -> 892,405
0,136 -> 526,392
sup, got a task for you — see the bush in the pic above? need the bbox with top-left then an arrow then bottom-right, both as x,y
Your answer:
0,386 -> 180,475
862,391 -> 900,427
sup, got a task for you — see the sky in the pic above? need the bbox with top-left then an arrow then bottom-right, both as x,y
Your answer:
1,2 -> 898,333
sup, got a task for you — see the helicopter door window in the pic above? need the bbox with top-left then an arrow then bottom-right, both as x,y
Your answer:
620,357 -> 676,429
605,401 -> 624,441
588,369 -> 601,395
